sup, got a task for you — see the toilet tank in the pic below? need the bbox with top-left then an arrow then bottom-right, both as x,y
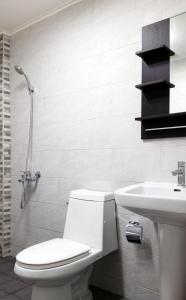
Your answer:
63,190 -> 118,256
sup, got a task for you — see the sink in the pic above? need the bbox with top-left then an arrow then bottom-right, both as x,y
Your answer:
115,182 -> 186,224
115,182 -> 186,300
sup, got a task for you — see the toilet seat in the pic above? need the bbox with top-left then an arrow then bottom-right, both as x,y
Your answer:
16,239 -> 91,270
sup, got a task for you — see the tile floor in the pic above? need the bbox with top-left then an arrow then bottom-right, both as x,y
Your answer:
0,257 -> 121,300
0,257 -> 32,300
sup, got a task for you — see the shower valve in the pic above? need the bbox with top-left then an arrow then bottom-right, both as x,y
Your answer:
18,171 -> 27,183
18,171 -> 41,183
34,171 -> 41,181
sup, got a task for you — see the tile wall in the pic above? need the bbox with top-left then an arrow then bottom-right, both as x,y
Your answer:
10,0 -> 186,299
0,33 -> 11,257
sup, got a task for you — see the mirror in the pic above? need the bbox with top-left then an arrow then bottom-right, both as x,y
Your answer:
170,12 -> 186,113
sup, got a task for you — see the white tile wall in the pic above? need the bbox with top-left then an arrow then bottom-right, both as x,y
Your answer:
10,0 -> 186,299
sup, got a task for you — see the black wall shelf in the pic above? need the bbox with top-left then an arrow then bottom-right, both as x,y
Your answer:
135,112 -> 186,139
135,111 -> 186,122
135,79 -> 175,91
136,45 -> 175,62
134,18 -> 186,139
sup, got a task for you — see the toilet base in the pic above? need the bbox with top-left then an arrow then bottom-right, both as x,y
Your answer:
32,284 -> 72,300
31,285 -> 93,300
31,266 -> 93,300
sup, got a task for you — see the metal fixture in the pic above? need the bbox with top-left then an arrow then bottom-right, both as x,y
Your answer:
15,65 -> 34,94
172,161 -> 185,187
15,65 -> 40,208
18,171 -> 41,183
125,221 -> 143,244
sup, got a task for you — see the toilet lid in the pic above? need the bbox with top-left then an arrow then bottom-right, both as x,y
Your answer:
16,239 -> 91,270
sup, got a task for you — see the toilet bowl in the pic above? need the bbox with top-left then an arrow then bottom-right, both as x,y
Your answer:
14,190 -> 118,300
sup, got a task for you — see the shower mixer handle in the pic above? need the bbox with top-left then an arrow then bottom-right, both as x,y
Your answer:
32,171 -> 41,182
20,170 -> 27,177
18,170 -> 41,183
35,171 -> 41,179
26,171 -> 41,182
18,171 -> 26,183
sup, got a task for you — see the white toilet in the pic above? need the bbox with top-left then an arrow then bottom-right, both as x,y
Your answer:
14,189 -> 118,300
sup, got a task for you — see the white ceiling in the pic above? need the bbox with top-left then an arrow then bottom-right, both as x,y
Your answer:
0,0 -> 80,35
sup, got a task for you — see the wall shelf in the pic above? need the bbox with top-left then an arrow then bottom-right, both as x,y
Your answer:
136,45 -> 175,62
135,111 -> 186,122
135,79 -> 175,91
135,112 -> 186,139
135,19 -> 186,139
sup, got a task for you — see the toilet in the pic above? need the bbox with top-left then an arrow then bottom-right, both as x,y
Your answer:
14,189 -> 118,300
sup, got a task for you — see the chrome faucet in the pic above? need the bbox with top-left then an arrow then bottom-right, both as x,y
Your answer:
172,161 -> 185,187
18,170 -> 41,184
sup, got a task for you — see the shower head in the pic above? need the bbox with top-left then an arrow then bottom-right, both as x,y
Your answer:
14,65 -> 34,94
15,65 -> 24,75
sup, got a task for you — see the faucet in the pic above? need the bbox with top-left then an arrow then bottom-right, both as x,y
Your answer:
18,170 -> 41,184
172,161 -> 185,187
18,171 -> 27,184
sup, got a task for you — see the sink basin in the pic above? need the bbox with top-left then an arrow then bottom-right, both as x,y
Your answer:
115,182 -> 186,300
115,182 -> 186,224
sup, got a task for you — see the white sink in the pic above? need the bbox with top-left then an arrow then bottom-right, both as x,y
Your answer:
115,182 -> 186,300
115,182 -> 186,225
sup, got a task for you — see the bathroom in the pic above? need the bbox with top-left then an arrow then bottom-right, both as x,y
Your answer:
0,0 -> 186,299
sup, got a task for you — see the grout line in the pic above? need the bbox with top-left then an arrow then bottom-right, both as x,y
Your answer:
11,221 -> 63,234
11,78 -> 140,100
12,198 -> 67,207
